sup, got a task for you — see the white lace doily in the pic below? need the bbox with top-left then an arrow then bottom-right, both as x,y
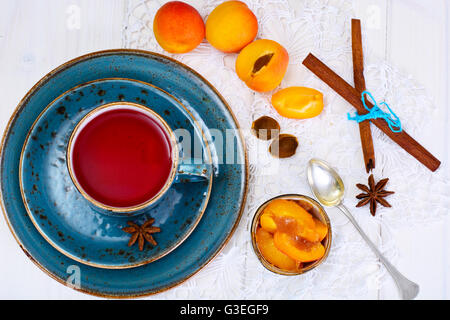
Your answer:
123,0 -> 449,299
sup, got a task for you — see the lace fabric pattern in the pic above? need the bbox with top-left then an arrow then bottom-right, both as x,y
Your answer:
123,0 -> 449,299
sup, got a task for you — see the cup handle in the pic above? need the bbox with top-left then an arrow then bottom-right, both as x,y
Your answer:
175,161 -> 212,183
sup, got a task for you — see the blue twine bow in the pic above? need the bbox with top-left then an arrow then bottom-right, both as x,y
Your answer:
347,91 -> 402,133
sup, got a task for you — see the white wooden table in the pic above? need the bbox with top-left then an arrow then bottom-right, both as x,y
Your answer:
0,0 -> 448,299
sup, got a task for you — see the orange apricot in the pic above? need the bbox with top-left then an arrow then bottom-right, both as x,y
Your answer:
273,232 -> 325,263
271,87 -> 324,119
256,228 -> 298,271
313,218 -> 328,242
153,1 -> 205,53
206,1 -> 258,53
235,39 -> 289,92
260,213 -> 277,233
262,199 -> 320,242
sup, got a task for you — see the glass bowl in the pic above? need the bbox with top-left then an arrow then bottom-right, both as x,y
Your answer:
250,194 -> 332,275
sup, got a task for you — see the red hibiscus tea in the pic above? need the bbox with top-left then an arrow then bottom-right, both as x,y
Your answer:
69,104 -> 175,209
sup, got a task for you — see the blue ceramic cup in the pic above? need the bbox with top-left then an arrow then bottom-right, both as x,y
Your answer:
67,102 -> 211,217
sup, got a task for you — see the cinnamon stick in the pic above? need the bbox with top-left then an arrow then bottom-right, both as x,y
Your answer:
303,53 -> 441,172
352,19 -> 375,173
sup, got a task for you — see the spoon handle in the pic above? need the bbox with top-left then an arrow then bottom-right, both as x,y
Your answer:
337,204 -> 419,300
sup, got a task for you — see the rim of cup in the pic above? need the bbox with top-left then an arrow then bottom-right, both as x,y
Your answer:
67,102 -> 179,213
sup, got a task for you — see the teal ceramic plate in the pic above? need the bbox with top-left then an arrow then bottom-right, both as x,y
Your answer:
0,50 -> 247,297
20,78 -> 213,269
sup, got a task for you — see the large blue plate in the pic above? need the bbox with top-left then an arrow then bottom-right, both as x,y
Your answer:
0,50 -> 247,297
20,78 -> 213,269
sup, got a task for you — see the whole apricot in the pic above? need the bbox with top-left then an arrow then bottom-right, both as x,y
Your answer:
206,1 -> 258,53
235,39 -> 289,92
153,1 -> 205,53
271,87 -> 324,119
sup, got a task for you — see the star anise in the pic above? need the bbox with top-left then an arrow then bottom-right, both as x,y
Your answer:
122,219 -> 160,251
356,174 -> 395,216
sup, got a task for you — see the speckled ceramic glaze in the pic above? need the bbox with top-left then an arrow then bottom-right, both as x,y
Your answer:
20,78 -> 213,269
0,50 -> 247,297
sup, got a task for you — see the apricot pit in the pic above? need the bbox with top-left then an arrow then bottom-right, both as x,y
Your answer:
251,116 -> 280,140
269,134 -> 298,158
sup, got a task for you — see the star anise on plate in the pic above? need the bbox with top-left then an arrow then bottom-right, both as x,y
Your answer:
356,174 -> 395,216
122,218 -> 160,251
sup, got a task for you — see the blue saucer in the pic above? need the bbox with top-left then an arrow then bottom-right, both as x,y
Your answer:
1,50 -> 247,297
20,78 -> 213,269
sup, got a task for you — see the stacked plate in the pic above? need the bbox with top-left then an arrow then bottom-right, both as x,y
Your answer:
0,50 -> 247,298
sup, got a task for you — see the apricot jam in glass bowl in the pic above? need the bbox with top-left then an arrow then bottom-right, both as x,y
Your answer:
251,194 -> 332,275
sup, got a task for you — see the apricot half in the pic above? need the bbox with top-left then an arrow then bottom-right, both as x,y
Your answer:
206,1 -> 258,53
235,39 -> 289,92
256,228 -> 299,271
271,87 -> 324,119
262,199 -> 320,242
274,232 -> 325,263
153,1 -> 205,53
314,218 -> 328,242
260,213 -> 277,233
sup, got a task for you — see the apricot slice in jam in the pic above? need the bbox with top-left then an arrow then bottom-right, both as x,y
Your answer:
260,213 -> 277,233
262,199 -> 320,242
273,232 -> 325,263
256,228 -> 299,271
313,218 -> 328,242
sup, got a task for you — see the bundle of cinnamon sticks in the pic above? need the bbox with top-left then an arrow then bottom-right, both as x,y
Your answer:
302,19 -> 440,173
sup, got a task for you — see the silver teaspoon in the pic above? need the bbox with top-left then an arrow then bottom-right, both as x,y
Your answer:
307,158 -> 419,300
